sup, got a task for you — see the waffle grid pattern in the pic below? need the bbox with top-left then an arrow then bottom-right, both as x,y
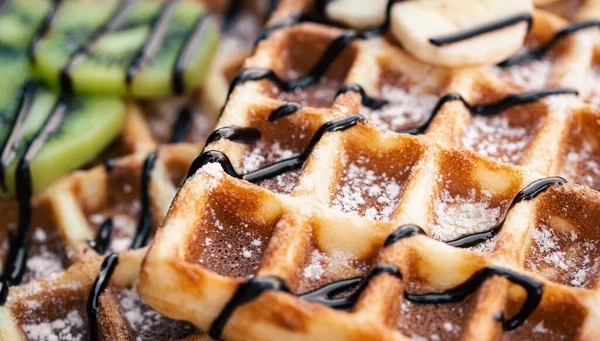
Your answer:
139,1 -> 600,341
0,0 -> 262,339
1,0 -> 600,340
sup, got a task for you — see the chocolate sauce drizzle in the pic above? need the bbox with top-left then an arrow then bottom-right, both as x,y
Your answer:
186,115 -> 364,182
32,0 -> 211,94
86,151 -> 158,338
59,0 -> 133,94
173,13 -> 212,94
398,88 -> 578,135
125,0 -> 178,87
223,0 -> 405,113
405,266 -> 543,331
104,158 -> 115,174
429,13 -> 533,46
383,224 -> 426,247
87,253 -> 119,341
208,246 -> 541,338
0,0 -> 12,15
0,82 -> 38,191
90,218 -> 114,256
445,177 -> 566,248
201,174 -> 564,337
0,94 -> 70,305
205,126 -> 261,145
336,83 -> 387,109
268,102 -> 303,122
499,20 -> 600,67
208,276 -> 292,339
130,150 -> 158,250
267,83 -> 385,124
27,0 -> 60,62
169,107 -> 193,143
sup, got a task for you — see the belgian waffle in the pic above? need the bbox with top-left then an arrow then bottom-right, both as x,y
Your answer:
134,1 -> 600,340
0,0 -> 266,339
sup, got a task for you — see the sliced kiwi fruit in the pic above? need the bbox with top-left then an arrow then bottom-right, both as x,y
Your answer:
32,0 -> 220,98
0,86 -> 125,198
0,0 -> 52,134
0,0 -> 126,198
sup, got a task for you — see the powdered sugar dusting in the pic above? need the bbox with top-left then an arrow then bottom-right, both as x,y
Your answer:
364,85 -> 438,132
397,299 -> 466,341
25,228 -> 65,280
275,78 -> 343,108
88,213 -> 136,254
21,310 -> 85,341
583,66 -> 600,107
526,224 -> 600,288
490,59 -> 553,89
241,141 -> 300,193
115,287 -> 197,340
561,139 -> 600,190
331,156 -> 404,220
461,115 -> 529,164
298,249 -> 369,293
431,189 -> 501,242
242,141 -> 295,173
199,162 -> 224,179
198,208 -> 270,278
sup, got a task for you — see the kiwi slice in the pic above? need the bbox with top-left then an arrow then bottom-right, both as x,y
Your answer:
32,0 -> 220,98
0,0 -> 126,198
0,86 -> 125,198
0,0 -> 52,132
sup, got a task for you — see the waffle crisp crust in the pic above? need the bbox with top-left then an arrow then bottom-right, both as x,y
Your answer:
139,1 -> 600,341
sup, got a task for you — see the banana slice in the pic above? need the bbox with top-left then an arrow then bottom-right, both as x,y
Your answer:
390,0 -> 533,67
326,0 -> 388,30
578,0 -> 600,20
533,0 -> 562,5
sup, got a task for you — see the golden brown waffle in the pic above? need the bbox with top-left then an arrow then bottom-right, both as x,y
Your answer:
135,1 -> 600,341
0,0 -> 267,339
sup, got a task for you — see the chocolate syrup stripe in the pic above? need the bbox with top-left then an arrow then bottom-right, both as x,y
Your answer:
169,106 -> 193,143
27,0 -> 60,62
398,88 -> 578,135
429,13 -> 533,46
0,82 -> 38,191
86,151 -> 158,338
209,259 -> 541,338
186,114 -> 364,182
405,266 -> 543,331
229,0 -> 533,115
205,125 -> 261,145
0,0 -> 12,15
125,0 -> 179,86
89,218 -> 114,256
445,177 -> 566,248
60,0 -> 133,94
499,20 -> 600,67
172,13 -> 211,95
0,94 -> 71,305
207,174 -> 565,338
130,150 -> 158,250
267,84 -> 384,123
87,253 -> 118,341
222,0 -> 406,113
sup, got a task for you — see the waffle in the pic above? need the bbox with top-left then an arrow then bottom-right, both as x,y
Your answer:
134,1 -> 600,341
0,0 -> 266,340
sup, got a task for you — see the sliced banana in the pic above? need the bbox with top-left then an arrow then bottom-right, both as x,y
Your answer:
390,0 -> 533,67
578,0 -> 600,20
533,0 -> 562,5
325,0 -> 387,30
